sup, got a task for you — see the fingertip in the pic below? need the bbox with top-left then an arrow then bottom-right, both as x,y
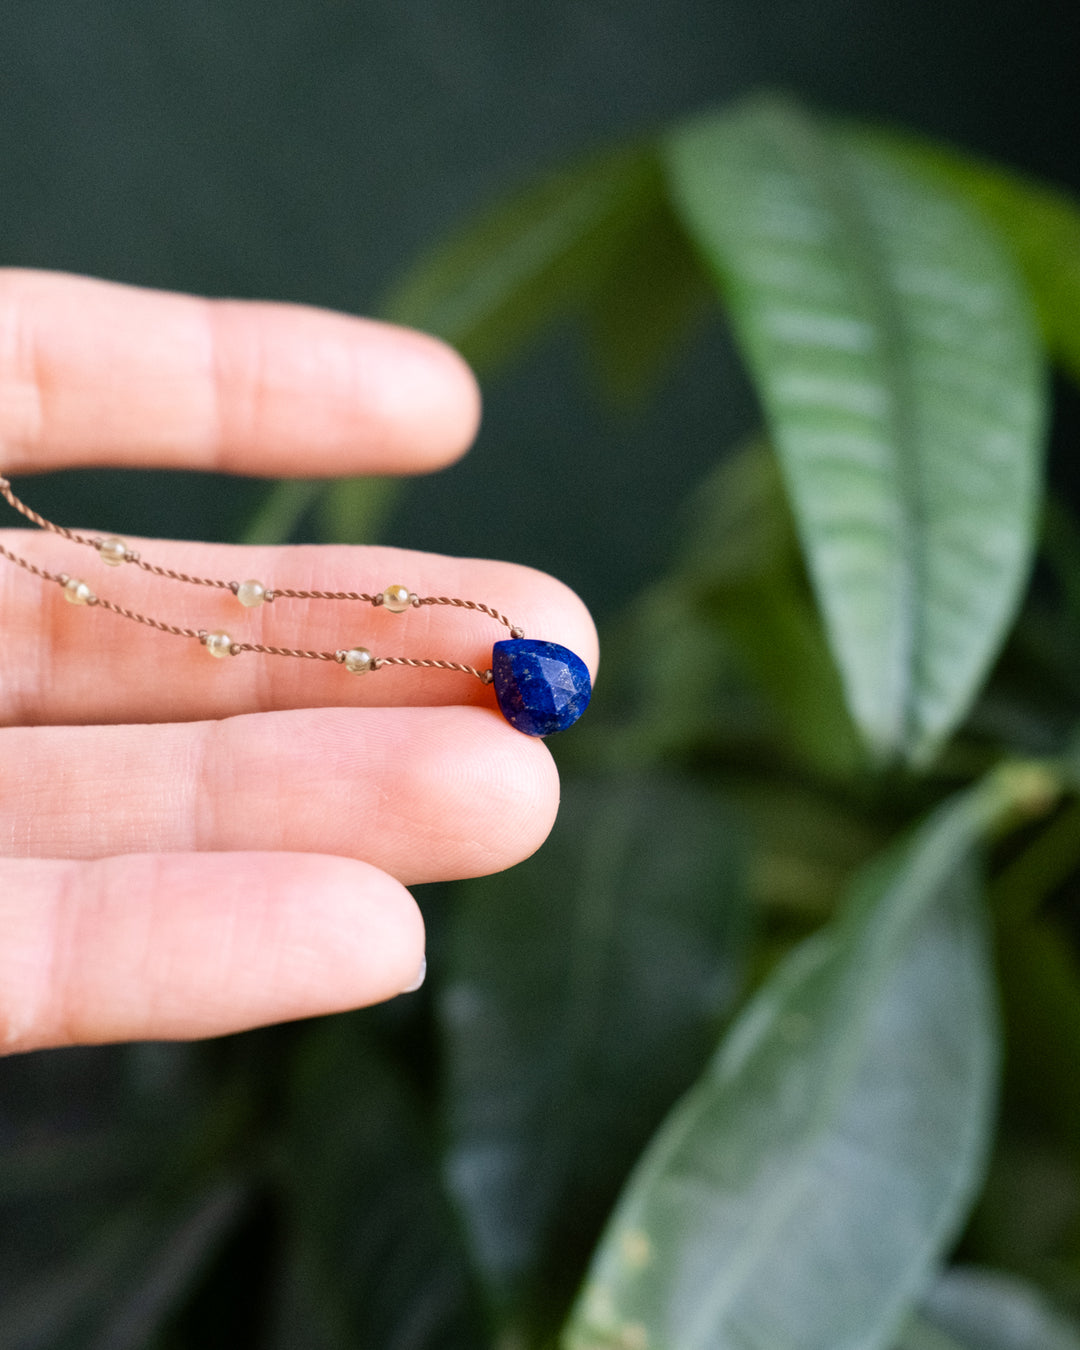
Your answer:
479,715 -> 563,870
0,852 -> 428,1051
408,708 -> 562,880
293,853 -> 428,1006
379,327 -> 482,472
0,271 -> 483,477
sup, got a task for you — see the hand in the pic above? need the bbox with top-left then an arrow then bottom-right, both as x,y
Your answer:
0,270 -> 596,1053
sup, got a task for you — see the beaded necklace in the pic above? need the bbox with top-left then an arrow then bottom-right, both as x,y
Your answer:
0,476 -> 591,736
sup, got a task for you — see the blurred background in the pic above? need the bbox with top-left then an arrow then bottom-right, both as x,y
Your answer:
1,0 -> 1077,612
2,2 -> 1079,1345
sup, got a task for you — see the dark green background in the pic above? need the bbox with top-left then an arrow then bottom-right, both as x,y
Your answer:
2,5 -> 1079,1342
1,0 -> 1077,614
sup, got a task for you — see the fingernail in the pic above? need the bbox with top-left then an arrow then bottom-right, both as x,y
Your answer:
402,955 -> 427,993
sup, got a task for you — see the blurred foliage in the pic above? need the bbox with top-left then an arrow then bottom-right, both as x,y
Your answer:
7,87 -> 1080,1349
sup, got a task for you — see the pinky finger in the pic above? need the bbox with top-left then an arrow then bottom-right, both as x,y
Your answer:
0,852 -> 426,1053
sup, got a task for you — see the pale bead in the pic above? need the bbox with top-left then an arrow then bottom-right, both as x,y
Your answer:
63,577 -> 96,606
205,630 -> 234,659
236,579 -> 266,608
381,584 -> 413,614
98,537 -> 128,566
343,646 -> 374,674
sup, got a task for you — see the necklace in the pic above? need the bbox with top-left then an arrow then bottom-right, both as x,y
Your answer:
0,477 -> 591,737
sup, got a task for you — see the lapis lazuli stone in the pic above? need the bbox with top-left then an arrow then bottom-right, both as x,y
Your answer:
491,639 -> 592,737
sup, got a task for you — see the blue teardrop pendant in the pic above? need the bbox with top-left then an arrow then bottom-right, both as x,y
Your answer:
491,639 -> 592,736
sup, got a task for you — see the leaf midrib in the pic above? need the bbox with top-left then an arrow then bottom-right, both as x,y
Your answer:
760,101 -> 926,758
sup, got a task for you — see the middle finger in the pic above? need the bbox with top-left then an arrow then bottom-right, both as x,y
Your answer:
0,705 -> 559,882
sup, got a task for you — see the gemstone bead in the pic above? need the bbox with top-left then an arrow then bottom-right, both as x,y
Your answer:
98,537 -> 128,566
381,584 -> 413,614
63,577 -> 96,605
491,639 -> 591,737
236,579 -> 267,608
205,631 -> 234,658
342,646 -> 374,674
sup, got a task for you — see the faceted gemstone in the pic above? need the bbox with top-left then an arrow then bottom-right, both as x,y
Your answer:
491,639 -> 591,736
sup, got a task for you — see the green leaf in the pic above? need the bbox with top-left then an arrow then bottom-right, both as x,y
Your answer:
664,96 -> 1047,766
239,475 -> 397,548
270,1016 -> 483,1350
595,441 -> 865,778
440,776 -> 750,1328
563,782 -> 1003,1350
581,187 -> 711,403
240,478 -> 324,545
316,475 -> 398,544
684,442 -> 864,777
859,129 -> 1080,388
899,1267 -> 1080,1350
381,145 -> 673,375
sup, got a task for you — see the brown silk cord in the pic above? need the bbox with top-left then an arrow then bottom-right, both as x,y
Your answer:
0,539 -> 64,584
0,475 -> 522,682
372,656 -> 495,683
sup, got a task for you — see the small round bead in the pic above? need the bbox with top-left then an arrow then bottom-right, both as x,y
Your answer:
343,646 -> 374,674
205,631 -> 234,659
236,579 -> 267,608
63,577 -> 96,606
98,537 -> 128,566
381,584 -> 413,614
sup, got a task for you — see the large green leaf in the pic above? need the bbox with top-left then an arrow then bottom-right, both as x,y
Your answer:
440,776 -> 750,1330
563,781 -> 1004,1350
859,130 -> 1080,388
898,1267 -> 1080,1350
580,185 -> 711,403
681,440 -> 864,777
589,441 -> 865,779
664,96 -> 1046,766
382,145 -> 673,375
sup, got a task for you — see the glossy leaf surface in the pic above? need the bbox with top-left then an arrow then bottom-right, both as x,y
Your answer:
591,440 -> 864,779
679,439 -> 864,777
664,97 -> 1046,765
862,130 -> 1080,388
441,776 -> 750,1322
564,785 -> 1000,1350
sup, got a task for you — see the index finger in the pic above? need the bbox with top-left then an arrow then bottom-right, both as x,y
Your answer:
0,269 -> 481,477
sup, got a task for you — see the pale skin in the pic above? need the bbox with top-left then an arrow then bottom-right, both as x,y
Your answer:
0,270 -> 597,1054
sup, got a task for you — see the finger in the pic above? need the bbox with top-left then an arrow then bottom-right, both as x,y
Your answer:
0,706 -> 561,885
0,534 -> 597,726
0,269 -> 480,476
0,852 -> 426,1053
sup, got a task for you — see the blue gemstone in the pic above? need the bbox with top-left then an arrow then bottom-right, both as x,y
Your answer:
492,639 -> 592,736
